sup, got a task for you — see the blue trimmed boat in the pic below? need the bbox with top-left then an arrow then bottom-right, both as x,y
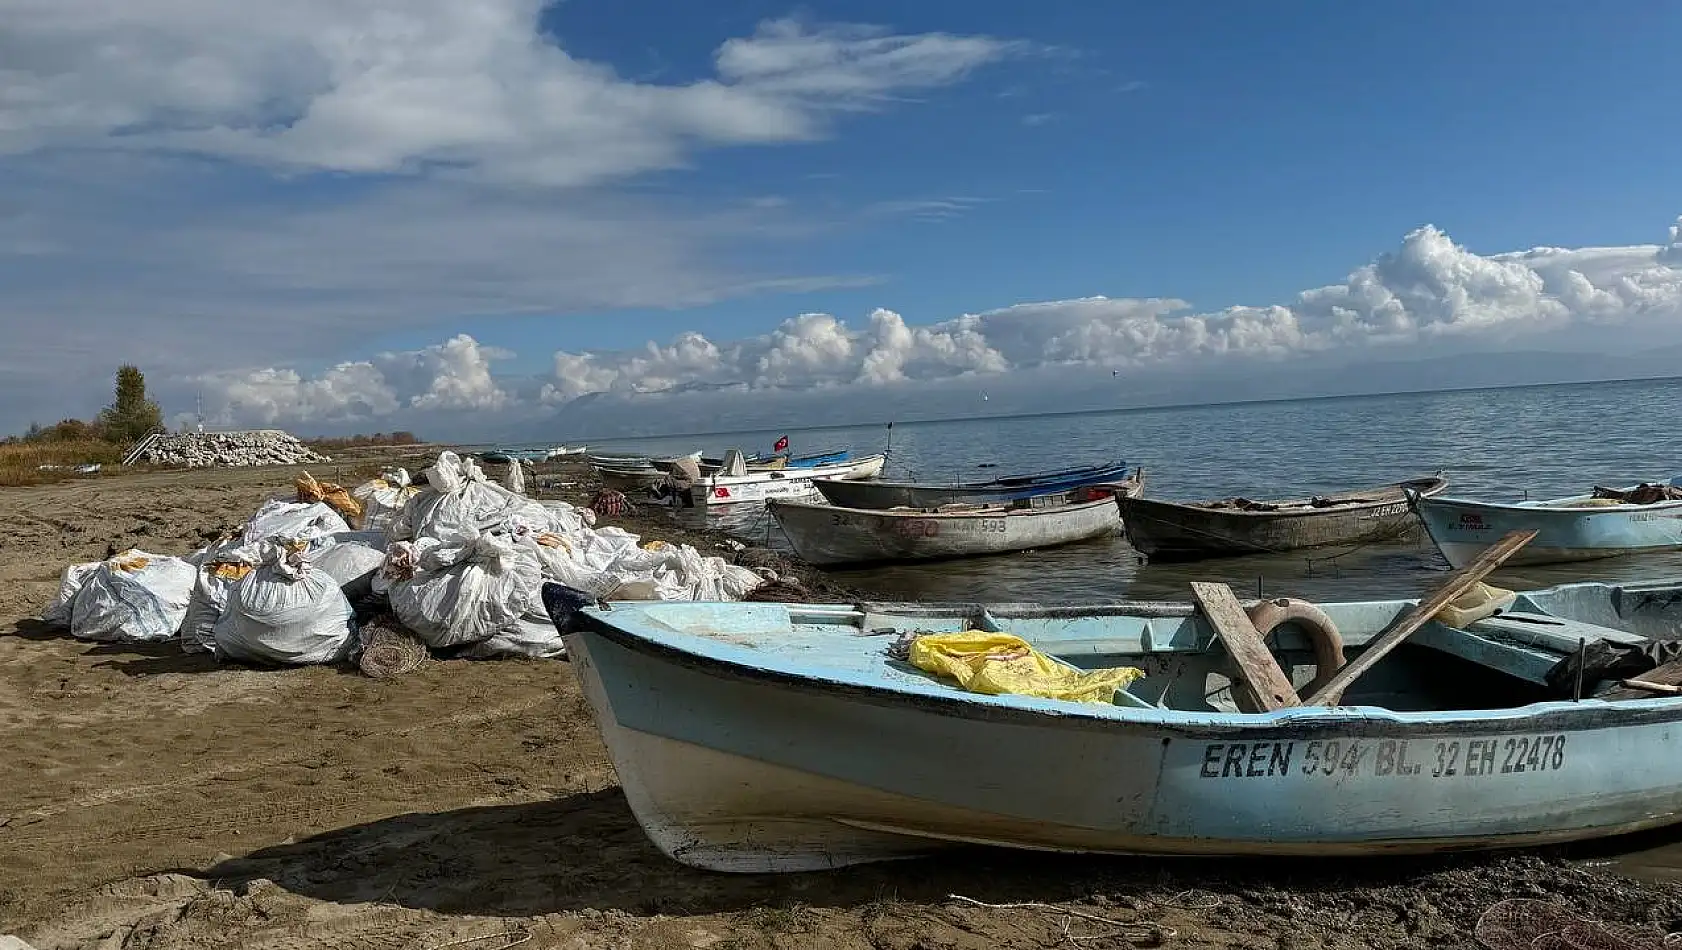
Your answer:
813,460 -> 1132,510
1412,481 -> 1682,569
547,577 -> 1682,872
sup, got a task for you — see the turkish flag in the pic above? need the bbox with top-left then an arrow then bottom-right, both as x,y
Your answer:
774,435 -> 789,452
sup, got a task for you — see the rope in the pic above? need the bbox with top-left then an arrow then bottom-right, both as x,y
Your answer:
420,930 -> 532,950
946,895 -> 1172,944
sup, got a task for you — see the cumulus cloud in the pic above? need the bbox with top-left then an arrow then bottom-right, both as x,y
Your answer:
196,333 -> 510,427
0,3 -> 1022,186
190,216 -> 1682,432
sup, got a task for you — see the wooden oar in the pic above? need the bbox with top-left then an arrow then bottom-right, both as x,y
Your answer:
1302,529 -> 1537,706
1191,581 -> 1301,712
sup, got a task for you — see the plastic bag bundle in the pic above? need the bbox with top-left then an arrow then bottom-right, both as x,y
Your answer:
352,469 -> 420,533
295,472 -> 364,527
389,530 -> 543,649
908,631 -> 1145,705
391,452 -> 557,543
42,561 -> 101,627
180,539 -> 261,654
456,617 -> 568,660
68,550 -> 198,643
213,540 -> 356,665
243,499 -> 350,545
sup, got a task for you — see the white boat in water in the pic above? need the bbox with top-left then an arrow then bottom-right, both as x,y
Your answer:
768,474 -> 1142,567
1413,480 -> 1682,569
698,451 -> 885,506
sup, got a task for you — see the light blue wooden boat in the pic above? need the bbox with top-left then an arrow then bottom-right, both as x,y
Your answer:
545,578 -> 1682,872
1412,481 -> 1682,569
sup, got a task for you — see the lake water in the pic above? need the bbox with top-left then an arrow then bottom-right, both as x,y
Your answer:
556,376 -> 1682,606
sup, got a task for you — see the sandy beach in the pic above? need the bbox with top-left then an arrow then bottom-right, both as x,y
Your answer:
4,452 -> 1681,949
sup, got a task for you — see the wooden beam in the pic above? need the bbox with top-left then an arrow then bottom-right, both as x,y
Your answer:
1190,581 -> 1301,712
1302,528 -> 1537,705
1599,662 -> 1682,700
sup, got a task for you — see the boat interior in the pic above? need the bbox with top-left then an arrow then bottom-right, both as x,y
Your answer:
618,579 -> 1682,715
1520,482 -> 1682,509
881,484 -> 1128,516
1189,476 -> 1445,514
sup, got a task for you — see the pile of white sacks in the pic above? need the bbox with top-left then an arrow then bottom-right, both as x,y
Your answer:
39,451 -> 765,665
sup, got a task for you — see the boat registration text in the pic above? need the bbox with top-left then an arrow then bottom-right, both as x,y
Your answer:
830,513 -> 1007,536
1195,735 -> 1567,781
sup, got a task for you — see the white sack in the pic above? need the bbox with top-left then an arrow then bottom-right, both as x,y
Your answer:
351,469 -> 418,533
42,561 -> 100,627
389,531 -> 542,649
214,541 -> 356,665
308,532 -> 389,587
390,452 -> 555,543
503,459 -> 527,495
180,540 -> 262,654
68,550 -> 198,643
243,499 -> 350,545
456,617 -> 568,660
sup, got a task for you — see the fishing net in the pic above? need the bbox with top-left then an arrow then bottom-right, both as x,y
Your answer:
357,616 -> 429,679
1474,899 -> 1658,950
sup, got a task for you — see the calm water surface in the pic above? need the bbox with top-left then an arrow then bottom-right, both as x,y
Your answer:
556,377 -> 1682,605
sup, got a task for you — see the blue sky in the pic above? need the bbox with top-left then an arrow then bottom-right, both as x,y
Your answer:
1,1 -> 1679,435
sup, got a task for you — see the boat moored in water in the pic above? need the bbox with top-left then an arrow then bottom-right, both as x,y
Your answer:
1119,475 -> 1449,562
813,460 -> 1132,510
769,472 -> 1144,567
1413,480 -> 1682,569
548,570 -> 1682,872
696,451 -> 886,506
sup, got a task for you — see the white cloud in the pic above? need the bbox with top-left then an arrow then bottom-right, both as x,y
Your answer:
0,3 -> 1022,186
188,216 -> 1682,432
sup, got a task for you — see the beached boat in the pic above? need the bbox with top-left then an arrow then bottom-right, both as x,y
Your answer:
549,568 -> 1682,872
698,452 -> 886,506
813,460 -> 1132,510
769,473 -> 1144,567
1413,481 -> 1682,569
595,466 -> 667,494
1118,475 -> 1448,562
588,450 -> 700,470
684,449 -> 853,476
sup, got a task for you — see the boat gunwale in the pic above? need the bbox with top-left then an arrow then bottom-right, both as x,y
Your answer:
569,594 -> 1682,742
766,494 -> 1128,522
702,453 -> 886,486
1119,476 -> 1448,522
1418,490 -> 1682,515
810,460 -> 1130,494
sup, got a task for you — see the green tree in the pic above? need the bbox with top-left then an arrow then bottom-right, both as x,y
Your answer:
98,365 -> 163,443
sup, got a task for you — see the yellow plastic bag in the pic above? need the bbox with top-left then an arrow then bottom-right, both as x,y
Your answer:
908,631 -> 1145,705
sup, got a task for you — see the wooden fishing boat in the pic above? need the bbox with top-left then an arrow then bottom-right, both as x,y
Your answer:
685,449 -> 852,476
696,452 -> 886,506
588,449 -> 700,470
547,548 -> 1682,872
595,465 -> 667,494
1118,475 -> 1448,562
1413,481 -> 1682,569
813,460 -> 1132,510
768,473 -> 1143,567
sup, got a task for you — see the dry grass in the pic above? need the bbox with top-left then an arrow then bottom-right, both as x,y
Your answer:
0,440 -> 129,487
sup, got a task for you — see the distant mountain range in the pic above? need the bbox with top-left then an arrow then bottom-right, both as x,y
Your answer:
526,348 -> 1681,441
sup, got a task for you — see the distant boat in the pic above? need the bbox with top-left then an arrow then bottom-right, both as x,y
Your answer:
551,574 -> 1682,872
694,451 -> 885,506
812,460 -> 1132,510
769,472 -> 1143,567
1119,475 -> 1448,562
1413,480 -> 1682,569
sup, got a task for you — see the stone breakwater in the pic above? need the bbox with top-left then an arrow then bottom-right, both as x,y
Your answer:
136,430 -> 332,468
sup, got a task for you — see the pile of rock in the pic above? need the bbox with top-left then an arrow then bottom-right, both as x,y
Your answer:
136,430 -> 333,469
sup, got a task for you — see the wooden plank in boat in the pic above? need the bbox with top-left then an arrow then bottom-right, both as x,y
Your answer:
1190,581 -> 1300,712
1302,528 -> 1537,705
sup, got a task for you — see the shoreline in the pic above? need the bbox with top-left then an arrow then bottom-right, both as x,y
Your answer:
3,448 -> 1681,948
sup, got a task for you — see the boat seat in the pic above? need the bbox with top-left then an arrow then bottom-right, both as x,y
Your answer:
1468,612 -> 1649,652
1410,622 -> 1564,686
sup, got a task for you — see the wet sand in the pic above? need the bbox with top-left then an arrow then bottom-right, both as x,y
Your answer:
3,452 -> 1682,949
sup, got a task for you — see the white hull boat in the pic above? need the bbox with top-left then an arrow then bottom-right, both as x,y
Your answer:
550,574 -> 1682,873
1413,482 -> 1682,569
699,453 -> 885,506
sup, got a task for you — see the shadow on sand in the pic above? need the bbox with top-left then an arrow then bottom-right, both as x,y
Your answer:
194,785 -> 1682,921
